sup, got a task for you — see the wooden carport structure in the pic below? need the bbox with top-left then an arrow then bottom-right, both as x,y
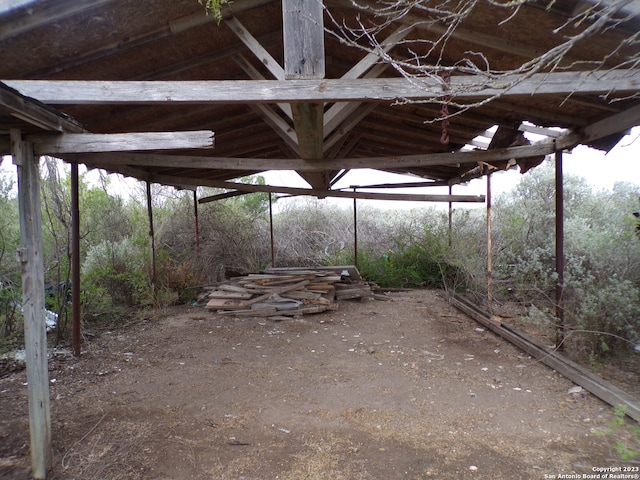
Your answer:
1,0 -> 639,477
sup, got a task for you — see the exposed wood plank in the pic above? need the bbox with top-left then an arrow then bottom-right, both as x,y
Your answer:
27,131 -> 215,155
12,129 -> 52,479
326,0 -> 582,65
323,64 -> 387,139
64,143 -> 555,172
195,179 -> 486,202
7,70 -> 638,105
322,26 -> 410,142
0,82 -> 84,133
0,0 -> 113,41
103,161 -> 485,202
449,293 -> 640,422
283,0 -> 325,174
340,26 -> 410,81
291,101 -> 324,160
25,0 -> 275,78
246,103 -> 299,155
224,16 -> 285,80
324,103 -> 379,152
233,53 -> 293,119
283,0 -> 325,80
555,102 -> 640,150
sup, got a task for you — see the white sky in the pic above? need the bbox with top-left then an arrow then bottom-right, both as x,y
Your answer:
266,126 -> 640,211
1,127 -> 638,210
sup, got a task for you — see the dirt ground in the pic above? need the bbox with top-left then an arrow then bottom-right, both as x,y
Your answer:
1,290 -> 638,479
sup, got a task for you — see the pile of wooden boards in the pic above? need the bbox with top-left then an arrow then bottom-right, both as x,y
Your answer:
204,266 -> 388,319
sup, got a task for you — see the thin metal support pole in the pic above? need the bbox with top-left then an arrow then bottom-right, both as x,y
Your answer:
555,149 -> 565,350
71,162 -> 81,357
146,182 -> 157,303
353,187 -> 358,268
269,192 -> 275,267
448,185 -> 453,247
193,190 -> 199,258
486,173 -> 493,302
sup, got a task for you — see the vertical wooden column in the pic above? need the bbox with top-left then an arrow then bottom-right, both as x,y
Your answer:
486,173 -> 493,302
146,182 -> 157,303
555,149 -> 565,349
269,192 -> 275,268
71,162 -> 81,357
11,129 -> 52,479
283,0 -> 326,189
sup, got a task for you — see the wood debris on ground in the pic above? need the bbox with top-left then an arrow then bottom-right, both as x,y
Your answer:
202,266 -> 390,319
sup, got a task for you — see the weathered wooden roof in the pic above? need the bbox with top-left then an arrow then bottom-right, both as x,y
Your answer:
1,0 -> 639,199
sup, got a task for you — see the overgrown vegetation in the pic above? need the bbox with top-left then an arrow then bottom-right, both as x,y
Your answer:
0,158 -> 639,371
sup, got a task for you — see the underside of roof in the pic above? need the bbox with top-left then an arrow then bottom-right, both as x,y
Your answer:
0,0 -> 639,199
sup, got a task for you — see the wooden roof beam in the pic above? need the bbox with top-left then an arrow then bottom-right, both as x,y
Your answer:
7,69 -> 638,104
112,162 -> 485,202
0,131 -> 215,156
63,143 -> 556,172
555,102 -> 640,150
0,83 -> 84,133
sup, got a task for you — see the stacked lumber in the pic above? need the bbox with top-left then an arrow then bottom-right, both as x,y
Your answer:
204,266 -> 385,318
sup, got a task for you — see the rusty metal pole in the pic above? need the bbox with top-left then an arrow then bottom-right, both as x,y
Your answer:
193,190 -> 199,258
146,182 -> 157,304
486,173 -> 493,302
555,149 -> 565,350
71,162 -> 81,357
269,192 -> 275,268
448,185 -> 453,247
353,187 -> 358,268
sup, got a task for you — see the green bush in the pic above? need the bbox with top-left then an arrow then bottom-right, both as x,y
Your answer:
82,238 -> 151,307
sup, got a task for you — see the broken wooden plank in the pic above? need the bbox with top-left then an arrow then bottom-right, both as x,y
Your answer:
218,306 -> 278,317
449,293 -> 640,422
208,291 -> 253,300
206,297 -> 249,309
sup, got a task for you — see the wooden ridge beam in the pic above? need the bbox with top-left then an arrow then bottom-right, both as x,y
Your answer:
6,69 -> 638,105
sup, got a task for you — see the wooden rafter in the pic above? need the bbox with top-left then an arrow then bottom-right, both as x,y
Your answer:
0,82 -> 84,133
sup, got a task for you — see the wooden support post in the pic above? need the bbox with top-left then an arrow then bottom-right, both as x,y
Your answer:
71,162 -> 81,357
269,192 -> 275,268
146,182 -> 157,304
486,173 -> 493,302
283,0 -> 325,178
11,129 -> 52,479
555,149 -> 565,349
353,187 -> 358,269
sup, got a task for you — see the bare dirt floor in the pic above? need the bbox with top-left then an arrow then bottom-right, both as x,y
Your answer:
1,290 -> 638,480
